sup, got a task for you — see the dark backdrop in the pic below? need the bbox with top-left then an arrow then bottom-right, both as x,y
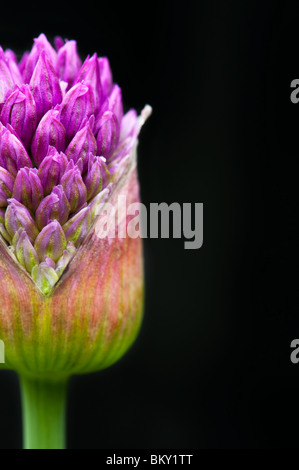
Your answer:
0,0 -> 299,449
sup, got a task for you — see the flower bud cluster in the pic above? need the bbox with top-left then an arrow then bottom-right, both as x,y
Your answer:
0,34 -> 140,294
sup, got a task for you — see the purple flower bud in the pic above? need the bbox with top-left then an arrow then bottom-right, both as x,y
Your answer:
5,198 -> 39,243
34,219 -> 66,262
84,155 -> 110,201
37,150 -> 68,195
65,120 -> 97,172
31,109 -> 66,166
15,229 -> 39,274
74,54 -> 101,114
62,206 -> 91,246
0,166 -> 14,206
0,126 -> 32,176
101,84 -> 123,124
54,36 -> 64,51
4,49 -> 23,86
98,57 -> 113,101
23,33 -> 57,83
57,40 -> 82,87
64,157 -> 83,174
31,262 -> 59,295
55,241 -> 76,276
12,167 -> 43,212
59,82 -> 93,143
0,47 -> 14,103
36,185 -> 70,230
30,51 -> 62,122
1,85 -> 37,148
95,111 -> 120,159
19,51 -> 29,77
60,166 -> 87,213
44,256 -> 56,269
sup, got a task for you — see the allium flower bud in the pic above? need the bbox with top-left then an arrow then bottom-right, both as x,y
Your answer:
95,111 -> 120,159
12,167 -> 43,212
65,118 -> 97,172
55,241 -> 76,276
60,164 -> 87,213
62,206 -> 91,246
0,166 -> 14,206
36,185 -> 70,229
0,33 -> 151,451
31,262 -> 59,296
5,198 -> 39,242
57,39 -> 82,87
0,47 -> 14,103
34,219 -> 66,262
23,33 -> 57,83
98,57 -> 113,100
74,54 -> 101,114
37,149 -> 68,195
59,82 -> 93,142
31,109 -> 66,165
84,155 -> 110,201
4,50 -> 23,86
1,85 -> 37,148
101,84 -> 123,124
0,125 -> 32,176
30,51 -> 62,122
14,229 -> 39,274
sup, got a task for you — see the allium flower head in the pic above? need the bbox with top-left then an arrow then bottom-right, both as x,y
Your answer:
0,34 -> 151,389
0,34 -> 150,303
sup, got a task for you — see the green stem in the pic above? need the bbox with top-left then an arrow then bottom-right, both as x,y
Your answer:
20,374 -> 68,449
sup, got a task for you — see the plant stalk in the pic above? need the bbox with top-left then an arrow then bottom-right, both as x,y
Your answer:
20,374 -> 68,449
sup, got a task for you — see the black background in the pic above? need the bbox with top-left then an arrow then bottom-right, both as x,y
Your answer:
0,0 -> 299,449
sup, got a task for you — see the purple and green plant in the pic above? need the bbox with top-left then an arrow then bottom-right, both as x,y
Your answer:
0,34 -> 151,449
